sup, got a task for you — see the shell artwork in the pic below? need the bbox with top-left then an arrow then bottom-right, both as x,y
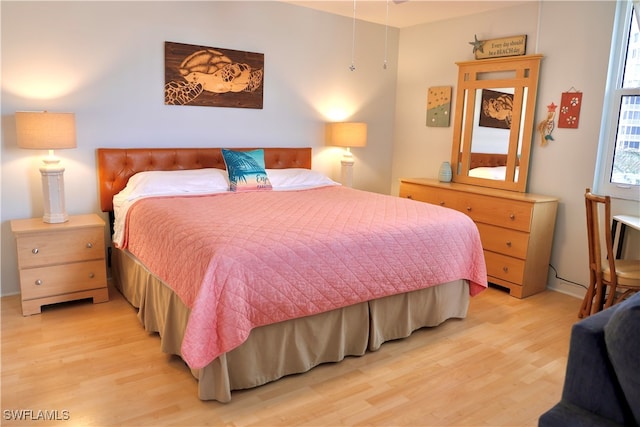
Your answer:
164,42 -> 264,108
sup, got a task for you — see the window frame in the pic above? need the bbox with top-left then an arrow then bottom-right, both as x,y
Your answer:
595,0 -> 640,201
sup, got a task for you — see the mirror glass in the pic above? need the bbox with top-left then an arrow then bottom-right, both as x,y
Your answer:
451,55 -> 542,192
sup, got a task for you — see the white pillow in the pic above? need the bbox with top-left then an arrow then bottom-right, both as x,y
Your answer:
468,166 -> 504,180
116,168 -> 230,202
266,168 -> 339,190
468,166 -> 519,181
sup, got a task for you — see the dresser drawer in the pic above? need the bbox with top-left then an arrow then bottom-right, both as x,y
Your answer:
401,182 -> 533,232
457,193 -> 533,232
400,183 -> 463,211
476,223 -> 529,259
16,227 -> 105,268
484,251 -> 525,284
19,260 -> 107,300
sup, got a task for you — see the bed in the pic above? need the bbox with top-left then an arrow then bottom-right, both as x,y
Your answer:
466,152 -> 519,181
97,147 -> 487,402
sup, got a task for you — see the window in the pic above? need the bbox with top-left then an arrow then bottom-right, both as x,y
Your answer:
596,0 -> 640,200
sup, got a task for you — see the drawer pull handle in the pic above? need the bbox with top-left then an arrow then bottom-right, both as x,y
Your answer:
503,266 -> 509,273
440,201 -> 445,206
86,242 -> 93,249
506,241 -> 512,247
89,273 -> 95,279
509,213 -> 516,220
32,248 -> 39,255
35,279 -> 43,286
466,206 -> 472,211
407,195 -> 413,200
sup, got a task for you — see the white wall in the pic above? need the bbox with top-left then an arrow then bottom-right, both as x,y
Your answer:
2,1 -> 639,300
0,1 -> 399,295
392,1 -> 639,298
391,2 -> 541,189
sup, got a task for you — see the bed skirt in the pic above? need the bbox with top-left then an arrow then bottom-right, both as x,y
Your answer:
112,248 -> 470,402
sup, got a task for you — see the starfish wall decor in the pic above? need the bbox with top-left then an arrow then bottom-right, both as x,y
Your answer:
469,35 -> 485,54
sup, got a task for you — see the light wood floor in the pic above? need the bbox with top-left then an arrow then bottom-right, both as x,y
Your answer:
1,283 -> 581,427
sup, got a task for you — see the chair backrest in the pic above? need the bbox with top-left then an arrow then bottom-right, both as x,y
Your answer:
585,188 -> 617,281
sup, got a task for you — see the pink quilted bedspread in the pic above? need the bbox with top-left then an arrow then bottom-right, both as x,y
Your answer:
121,186 -> 487,369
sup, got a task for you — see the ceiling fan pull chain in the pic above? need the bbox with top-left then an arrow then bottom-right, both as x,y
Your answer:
383,0 -> 390,69
350,0 -> 357,71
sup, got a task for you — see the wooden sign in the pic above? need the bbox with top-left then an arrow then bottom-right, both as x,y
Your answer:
474,35 -> 526,60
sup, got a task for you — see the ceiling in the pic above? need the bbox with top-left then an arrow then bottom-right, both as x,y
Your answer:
283,0 -> 532,29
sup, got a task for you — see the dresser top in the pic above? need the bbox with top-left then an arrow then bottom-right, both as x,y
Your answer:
10,214 -> 105,234
400,178 -> 559,203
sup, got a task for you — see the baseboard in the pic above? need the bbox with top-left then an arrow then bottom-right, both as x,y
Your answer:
547,282 -> 585,300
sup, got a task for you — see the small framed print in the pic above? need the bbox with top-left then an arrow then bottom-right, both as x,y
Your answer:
426,86 -> 452,127
479,89 -> 513,130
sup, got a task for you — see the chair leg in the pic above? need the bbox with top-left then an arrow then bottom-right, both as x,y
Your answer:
579,293 -> 590,318
604,281 -> 617,309
613,288 -> 636,305
578,288 -> 590,318
592,278 -> 606,315
579,274 -> 596,318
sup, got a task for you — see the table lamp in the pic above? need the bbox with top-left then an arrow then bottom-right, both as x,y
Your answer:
16,111 -> 77,223
325,122 -> 367,187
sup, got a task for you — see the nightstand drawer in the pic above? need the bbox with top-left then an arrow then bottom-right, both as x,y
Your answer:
484,251 -> 525,284
19,260 -> 107,301
16,227 -> 105,268
476,223 -> 529,259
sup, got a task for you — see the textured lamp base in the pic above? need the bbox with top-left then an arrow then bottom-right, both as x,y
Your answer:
341,156 -> 355,188
40,159 -> 68,223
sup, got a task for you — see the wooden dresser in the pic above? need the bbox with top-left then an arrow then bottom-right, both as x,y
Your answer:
399,178 -> 558,298
11,214 -> 109,315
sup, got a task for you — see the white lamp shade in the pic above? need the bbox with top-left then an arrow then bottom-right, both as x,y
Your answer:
325,122 -> 367,148
16,111 -> 77,150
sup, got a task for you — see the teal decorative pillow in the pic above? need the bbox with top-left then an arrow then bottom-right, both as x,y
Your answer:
221,148 -> 272,192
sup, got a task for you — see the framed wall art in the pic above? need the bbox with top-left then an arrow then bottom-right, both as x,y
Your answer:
426,86 -> 452,127
164,41 -> 264,109
479,89 -> 513,129
558,90 -> 582,129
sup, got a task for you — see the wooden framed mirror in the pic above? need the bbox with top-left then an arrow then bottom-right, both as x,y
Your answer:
450,54 -> 543,192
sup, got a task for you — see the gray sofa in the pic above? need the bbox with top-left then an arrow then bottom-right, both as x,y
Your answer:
539,292 -> 639,427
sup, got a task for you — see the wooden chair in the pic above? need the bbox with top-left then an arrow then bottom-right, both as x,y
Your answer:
579,188 -> 640,318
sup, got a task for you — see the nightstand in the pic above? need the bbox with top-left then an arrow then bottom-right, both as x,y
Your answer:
11,214 -> 109,316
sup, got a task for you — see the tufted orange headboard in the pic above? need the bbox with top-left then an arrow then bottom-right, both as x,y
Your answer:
97,147 -> 312,212
457,152 -> 519,169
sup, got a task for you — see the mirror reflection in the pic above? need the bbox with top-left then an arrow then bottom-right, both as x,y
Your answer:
451,55 -> 542,192
462,87 -> 527,181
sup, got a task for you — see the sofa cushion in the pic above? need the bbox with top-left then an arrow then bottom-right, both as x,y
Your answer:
538,401 -> 626,427
559,307 -> 629,425
605,292 -> 640,425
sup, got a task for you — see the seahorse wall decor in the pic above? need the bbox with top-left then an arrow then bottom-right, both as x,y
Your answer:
537,102 -> 557,146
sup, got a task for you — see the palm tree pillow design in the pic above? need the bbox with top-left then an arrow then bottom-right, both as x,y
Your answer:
222,149 -> 273,192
